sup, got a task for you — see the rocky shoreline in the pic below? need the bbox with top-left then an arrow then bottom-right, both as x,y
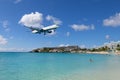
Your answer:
31,45 -> 120,55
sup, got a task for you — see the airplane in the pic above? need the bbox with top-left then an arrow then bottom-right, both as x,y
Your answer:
29,24 -> 59,35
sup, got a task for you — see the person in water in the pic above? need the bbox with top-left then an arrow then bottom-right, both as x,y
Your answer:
89,58 -> 93,62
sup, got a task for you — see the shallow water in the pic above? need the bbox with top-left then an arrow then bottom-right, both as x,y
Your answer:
0,52 -> 120,80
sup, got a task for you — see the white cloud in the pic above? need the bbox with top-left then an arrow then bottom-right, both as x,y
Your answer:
83,18 -> 88,21
1,20 -> 10,32
80,45 -> 86,48
19,12 -> 43,28
59,44 -> 69,47
14,0 -> 22,4
2,20 -> 8,28
46,15 -> 62,25
19,12 -> 62,36
0,35 -> 7,45
71,24 -> 95,31
4,28 -> 10,32
9,36 -> 14,39
105,35 -> 110,40
0,48 -> 28,52
103,13 -> 120,27
93,45 -> 97,48
66,32 -> 70,37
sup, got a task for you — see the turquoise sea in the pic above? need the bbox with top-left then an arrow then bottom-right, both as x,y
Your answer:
0,52 -> 120,80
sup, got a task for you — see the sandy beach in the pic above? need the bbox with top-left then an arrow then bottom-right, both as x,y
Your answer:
86,51 -> 120,55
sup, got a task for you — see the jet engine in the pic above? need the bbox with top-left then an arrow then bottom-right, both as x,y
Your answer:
47,30 -> 54,33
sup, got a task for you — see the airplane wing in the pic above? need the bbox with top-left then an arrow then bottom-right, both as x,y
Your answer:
42,25 -> 59,31
29,27 -> 42,34
41,25 -> 59,35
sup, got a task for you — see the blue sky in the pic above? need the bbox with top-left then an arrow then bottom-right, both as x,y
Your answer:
0,0 -> 120,51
